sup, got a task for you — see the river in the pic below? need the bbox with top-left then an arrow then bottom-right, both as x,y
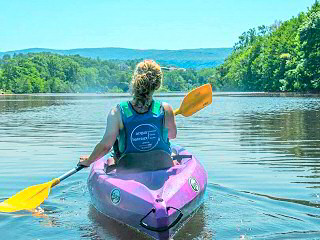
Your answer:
0,93 -> 320,239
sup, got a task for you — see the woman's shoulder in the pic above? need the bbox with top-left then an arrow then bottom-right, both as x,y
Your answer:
107,105 -> 122,120
107,105 -> 124,128
109,105 -> 120,113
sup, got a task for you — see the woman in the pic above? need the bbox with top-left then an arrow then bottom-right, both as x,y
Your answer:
79,60 -> 177,167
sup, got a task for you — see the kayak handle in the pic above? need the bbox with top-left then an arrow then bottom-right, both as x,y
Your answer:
140,206 -> 183,232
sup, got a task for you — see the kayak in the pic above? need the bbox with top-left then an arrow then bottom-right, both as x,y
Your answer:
87,144 -> 207,239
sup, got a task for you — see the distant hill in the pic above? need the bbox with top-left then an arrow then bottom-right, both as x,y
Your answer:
0,47 -> 232,69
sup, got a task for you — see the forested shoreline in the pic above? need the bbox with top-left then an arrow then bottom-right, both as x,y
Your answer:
0,2 -> 319,94
0,53 -> 213,94
210,1 -> 320,92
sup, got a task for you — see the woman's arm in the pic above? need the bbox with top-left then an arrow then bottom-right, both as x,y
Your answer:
162,102 -> 177,140
79,107 -> 120,166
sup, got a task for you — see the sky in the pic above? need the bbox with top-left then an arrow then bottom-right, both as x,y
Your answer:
0,0 -> 317,52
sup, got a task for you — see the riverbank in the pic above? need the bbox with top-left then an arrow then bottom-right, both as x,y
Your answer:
212,92 -> 320,97
1,91 -> 320,98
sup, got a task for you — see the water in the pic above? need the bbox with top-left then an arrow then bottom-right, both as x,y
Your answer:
1,93 -> 320,239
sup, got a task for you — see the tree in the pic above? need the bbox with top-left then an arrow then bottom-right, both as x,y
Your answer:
299,3 -> 320,90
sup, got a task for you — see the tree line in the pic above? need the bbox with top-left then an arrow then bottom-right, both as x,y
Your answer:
210,1 -> 320,92
0,52 -> 214,94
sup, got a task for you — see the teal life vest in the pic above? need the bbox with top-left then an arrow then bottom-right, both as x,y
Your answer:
113,100 -> 171,158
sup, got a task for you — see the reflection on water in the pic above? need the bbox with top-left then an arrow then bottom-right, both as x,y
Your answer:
1,94 -> 320,239
87,204 -> 208,240
235,106 -> 320,191
87,205 -> 150,240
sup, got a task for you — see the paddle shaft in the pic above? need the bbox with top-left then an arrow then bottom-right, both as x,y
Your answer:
59,165 -> 85,182
52,165 -> 86,187
173,109 -> 180,116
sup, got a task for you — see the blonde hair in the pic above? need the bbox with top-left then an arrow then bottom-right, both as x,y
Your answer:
131,60 -> 163,111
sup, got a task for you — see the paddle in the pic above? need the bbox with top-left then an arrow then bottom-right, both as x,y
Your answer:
0,83 -> 212,213
0,165 -> 85,212
173,83 -> 212,116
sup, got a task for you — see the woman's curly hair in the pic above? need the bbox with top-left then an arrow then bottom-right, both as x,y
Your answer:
131,60 -> 163,111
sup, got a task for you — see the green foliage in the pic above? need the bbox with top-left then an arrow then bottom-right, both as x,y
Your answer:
109,86 -> 124,93
299,4 -> 320,90
0,52 -> 213,94
213,1 -> 320,92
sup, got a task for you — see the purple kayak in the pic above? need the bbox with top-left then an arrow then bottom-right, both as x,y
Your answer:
87,144 -> 207,239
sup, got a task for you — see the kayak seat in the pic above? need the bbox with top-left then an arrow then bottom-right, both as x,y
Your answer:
172,154 -> 192,163
105,150 -> 174,173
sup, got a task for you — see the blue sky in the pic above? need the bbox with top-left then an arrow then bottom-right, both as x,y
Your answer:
0,0 -> 316,51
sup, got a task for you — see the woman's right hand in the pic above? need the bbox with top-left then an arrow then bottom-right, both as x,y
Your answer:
173,160 -> 180,166
79,155 -> 91,167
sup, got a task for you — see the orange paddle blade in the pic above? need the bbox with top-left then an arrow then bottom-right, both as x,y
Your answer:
174,84 -> 212,116
0,178 -> 60,213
